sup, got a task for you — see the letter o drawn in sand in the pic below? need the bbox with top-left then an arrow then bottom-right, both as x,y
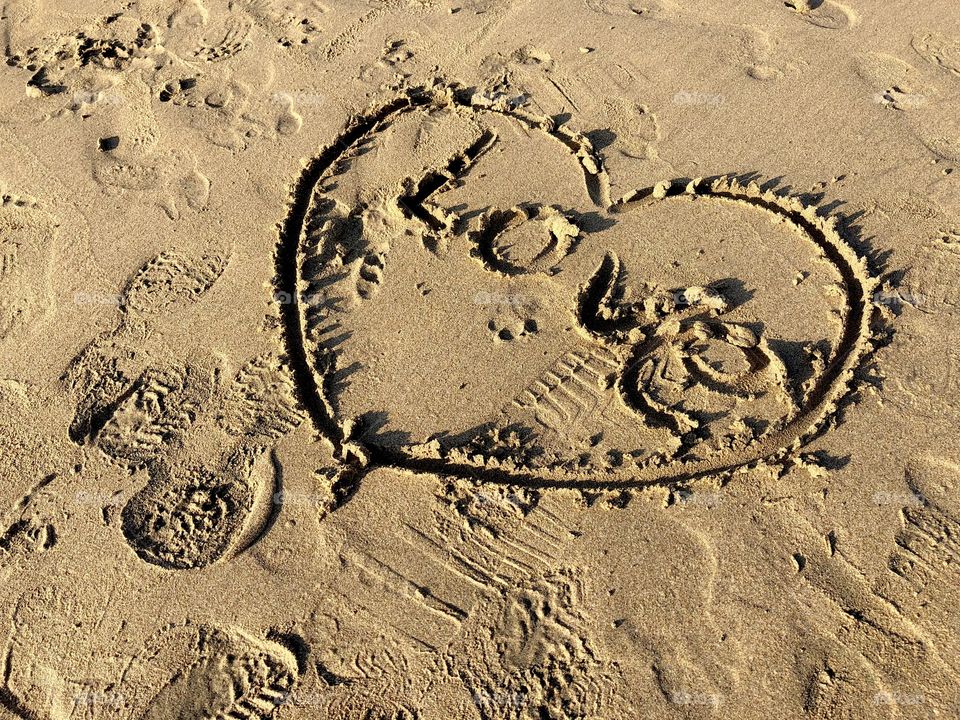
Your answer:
276,84 -> 878,491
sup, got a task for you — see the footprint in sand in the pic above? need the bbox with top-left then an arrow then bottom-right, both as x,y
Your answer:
358,37 -> 420,87
4,13 -> 163,104
583,0 -> 679,17
113,354 -> 302,569
2,585 -> 300,720
594,97 -> 661,160
912,30 -> 960,78
275,83 -> 879,492
229,0 -> 325,50
159,0 -> 314,148
854,52 -> 933,112
0,477 -> 57,583
289,564 -> 627,718
883,230 -> 960,420
880,456 -> 960,678
92,143 -> 213,222
90,92 -> 214,220
795,639 -> 895,719
444,569 -> 625,720
120,623 -> 301,720
2,584 -> 133,719
760,497 -> 960,714
856,50 -> 960,164
784,0 -> 857,30
0,191 -> 59,341
64,245 -> 231,446
0,389 -> 68,587
3,4 -> 303,163
63,246 -> 304,570
165,0 -> 252,62
156,64 -> 304,152
915,112 -> 960,164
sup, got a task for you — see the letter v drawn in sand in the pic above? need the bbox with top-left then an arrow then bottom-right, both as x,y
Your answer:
276,83 -> 880,491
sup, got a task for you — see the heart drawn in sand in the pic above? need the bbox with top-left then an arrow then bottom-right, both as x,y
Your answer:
276,84 -> 878,489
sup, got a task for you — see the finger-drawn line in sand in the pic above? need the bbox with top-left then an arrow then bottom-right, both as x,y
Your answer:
397,128 -> 497,239
276,83 -> 879,491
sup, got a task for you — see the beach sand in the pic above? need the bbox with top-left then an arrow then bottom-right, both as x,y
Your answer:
0,0 -> 959,717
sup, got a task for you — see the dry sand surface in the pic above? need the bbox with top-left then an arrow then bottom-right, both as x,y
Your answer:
0,0 -> 959,717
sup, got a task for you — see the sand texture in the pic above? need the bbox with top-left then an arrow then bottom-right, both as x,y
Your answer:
1,0 -> 959,717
